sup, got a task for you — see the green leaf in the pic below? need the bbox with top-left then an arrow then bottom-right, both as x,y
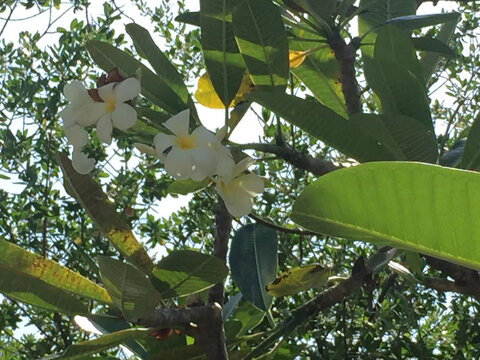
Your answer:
125,23 -> 194,112
98,257 -> 161,321
200,0 -> 246,107
294,0 -> 337,22
86,40 -> 192,117
136,107 -> 171,128
232,0 -> 289,91
350,113 -> 438,162
231,299 -> 265,335
266,264 -> 331,297
440,139 -> 465,168
420,19 -> 459,84
151,250 -> 228,298
57,153 -> 154,274
86,315 -> 148,358
0,238 -> 111,304
385,12 -> 461,31
251,91 -> 399,162
374,25 -> 424,87
44,328 -> 151,359
290,34 -> 347,118
0,267 -> 88,315
175,12 -> 200,26
460,113 -> 480,170
291,162 -> 480,271
411,37 -> 456,58
167,178 -> 211,195
229,223 -> 277,311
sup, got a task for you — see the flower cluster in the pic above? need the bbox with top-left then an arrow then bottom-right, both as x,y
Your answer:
151,109 -> 264,217
60,70 -> 141,174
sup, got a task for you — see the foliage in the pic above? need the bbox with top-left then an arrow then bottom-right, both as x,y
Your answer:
2,0 -> 480,359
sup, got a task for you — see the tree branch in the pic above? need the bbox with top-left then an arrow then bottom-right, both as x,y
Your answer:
234,143 -> 339,176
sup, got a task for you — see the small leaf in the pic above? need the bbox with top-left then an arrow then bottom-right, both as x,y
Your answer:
167,178 -> 211,195
0,238 -> 111,304
291,162 -> 480,271
44,328 -> 151,359
232,0 -> 289,91
175,12 -> 200,26
151,250 -> 228,298
230,223 -> 278,311
57,153 -> 154,274
266,264 -> 331,297
98,257 -> 161,321
288,50 -> 307,69
231,299 -> 265,335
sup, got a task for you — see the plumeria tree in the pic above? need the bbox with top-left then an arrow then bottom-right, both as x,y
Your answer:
3,0 -> 480,359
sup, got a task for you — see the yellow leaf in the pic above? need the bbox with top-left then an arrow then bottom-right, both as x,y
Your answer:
194,72 -> 254,109
265,264 -> 331,297
289,50 -> 307,69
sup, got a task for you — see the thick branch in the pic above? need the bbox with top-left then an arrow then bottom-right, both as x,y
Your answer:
137,304 -> 223,328
235,143 -> 339,176
423,277 -> 480,301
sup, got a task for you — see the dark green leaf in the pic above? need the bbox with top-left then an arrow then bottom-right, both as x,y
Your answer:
385,12 -> 461,31
232,0 -> 289,91
175,12 -> 200,26
440,139 -> 465,167
167,178 -> 211,195
460,113 -> 480,170
98,257 -> 161,321
151,250 -> 228,298
411,37 -> 456,58
229,223 -> 277,311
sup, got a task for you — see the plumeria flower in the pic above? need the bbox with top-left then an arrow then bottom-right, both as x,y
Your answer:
153,109 -> 219,181
71,148 -> 95,175
60,80 -> 96,128
81,77 -> 141,144
214,157 -> 264,217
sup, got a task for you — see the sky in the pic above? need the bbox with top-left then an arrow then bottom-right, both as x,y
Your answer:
0,0 -> 460,347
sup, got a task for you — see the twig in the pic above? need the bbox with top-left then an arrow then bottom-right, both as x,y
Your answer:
233,143 -> 339,176
0,0 -> 19,37
248,213 -> 322,237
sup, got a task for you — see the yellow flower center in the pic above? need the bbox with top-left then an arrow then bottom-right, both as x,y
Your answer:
104,98 -> 116,113
177,135 -> 195,150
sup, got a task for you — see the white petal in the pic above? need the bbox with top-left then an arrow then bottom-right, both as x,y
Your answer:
96,115 -> 113,144
153,133 -> 176,158
64,124 -> 89,148
165,148 -> 193,179
64,81 -> 90,103
237,173 -> 264,196
112,103 -> 137,130
216,154 -> 235,182
134,143 -> 157,156
216,183 -> 252,217
233,157 -> 255,177
191,126 -> 216,147
190,147 -> 217,181
60,105 -> 76,128
72,149 -> 95,174
114,78 -> 141,103
98,83 -> 116,102
164,109 -> 190,136
77,102 -> 105,126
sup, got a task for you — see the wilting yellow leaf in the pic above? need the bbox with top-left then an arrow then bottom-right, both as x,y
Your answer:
266,264 -> 330,297
289,50 -> 307,69
194,72 -> 253,109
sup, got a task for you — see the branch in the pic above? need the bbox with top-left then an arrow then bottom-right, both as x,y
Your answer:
234,143 -> 339,176
137,304 -> 223,328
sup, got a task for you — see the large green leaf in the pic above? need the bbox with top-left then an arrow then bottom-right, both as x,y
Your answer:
229,223 -> 277,311
57,153 -> 154,274
0,267 -> 88,314
460,113 -> 480,170
232,0 -> 289,91
351,113 -> 438,162
98,257 -> 161,321
291,162 -> 480,271
385,13 -> 461,31
420,18 -> 459,85
200,0 -> 246,107
151,250 -> 228,298
125,23 -> 196,115
87,40 -> 191,116
251,91 -> 398,162
411,37 -> 456,58
290,32 -> 346,118
44,328 -> 150,359
0,238 -> 111,304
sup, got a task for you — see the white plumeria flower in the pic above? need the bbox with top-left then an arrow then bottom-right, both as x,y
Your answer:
60,80 -> 95,128
153,109 -> 219,181
64,124 -> 89,149
72,148 -> 95,175
214,157 -> 264,217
